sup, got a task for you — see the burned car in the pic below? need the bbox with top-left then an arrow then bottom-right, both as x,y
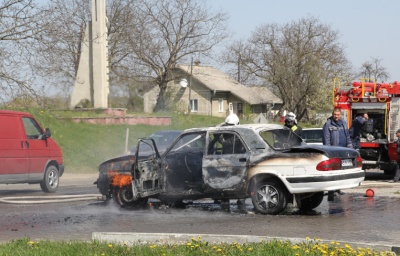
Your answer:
96,124 -> 364,215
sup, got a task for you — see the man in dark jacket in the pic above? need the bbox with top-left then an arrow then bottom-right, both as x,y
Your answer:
389,129 -> 400,183
322,108 -> 353,148
349,113 -> 369,149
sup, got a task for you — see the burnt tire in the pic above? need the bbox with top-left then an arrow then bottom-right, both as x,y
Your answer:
40,165 -> 59,193
113,186 -> 147,208
251,181 -> 288,215
298,192 -> 324,211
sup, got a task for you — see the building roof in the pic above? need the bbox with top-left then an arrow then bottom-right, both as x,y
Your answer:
177,65 -> 282,105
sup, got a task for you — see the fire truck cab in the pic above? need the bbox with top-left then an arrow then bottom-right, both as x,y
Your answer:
333,79 -> 400,174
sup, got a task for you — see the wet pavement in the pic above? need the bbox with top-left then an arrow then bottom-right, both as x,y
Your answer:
0,172 -> 399,247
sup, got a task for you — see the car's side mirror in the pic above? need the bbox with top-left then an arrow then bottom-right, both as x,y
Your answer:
44,128 -> 52,139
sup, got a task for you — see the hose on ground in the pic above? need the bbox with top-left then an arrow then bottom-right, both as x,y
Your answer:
0,194 -> 104,204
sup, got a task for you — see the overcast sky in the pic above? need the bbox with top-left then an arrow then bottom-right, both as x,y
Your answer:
207,0 -> 400,81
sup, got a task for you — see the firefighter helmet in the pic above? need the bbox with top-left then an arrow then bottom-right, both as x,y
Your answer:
225,114 -> 240,126
284,112 -> 297,124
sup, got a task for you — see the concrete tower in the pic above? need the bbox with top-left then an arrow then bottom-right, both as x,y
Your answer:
70,0 -> 109,109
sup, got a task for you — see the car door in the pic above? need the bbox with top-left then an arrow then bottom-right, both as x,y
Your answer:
21,116 -> 50,179
161,132 -> 206,193
0,113 -> 29,181
131,138 -> 163,198
203,131 -> 249,194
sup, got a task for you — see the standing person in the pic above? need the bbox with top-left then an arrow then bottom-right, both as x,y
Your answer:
349,113 -> 369,149
284,112 -> 302,136
322,108 -> 353,148
389,129 -> 400,183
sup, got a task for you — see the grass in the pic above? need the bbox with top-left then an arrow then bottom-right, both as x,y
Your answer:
0,237 -> 394,256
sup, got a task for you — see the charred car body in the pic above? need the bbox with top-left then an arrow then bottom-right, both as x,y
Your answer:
96,124 -> 364,215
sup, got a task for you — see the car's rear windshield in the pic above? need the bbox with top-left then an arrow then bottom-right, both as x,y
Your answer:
260,129 -> 303,150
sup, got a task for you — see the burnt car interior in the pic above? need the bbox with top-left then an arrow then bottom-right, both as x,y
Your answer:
207,132 -> 246,155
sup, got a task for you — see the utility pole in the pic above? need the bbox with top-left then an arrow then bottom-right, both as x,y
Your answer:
237,52 -> 241,83
188,57 -> 193,114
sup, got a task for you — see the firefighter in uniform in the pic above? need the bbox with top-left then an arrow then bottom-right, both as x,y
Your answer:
284,112 -> 302,137
349,113 -> 369,149
389,129 -> 400,183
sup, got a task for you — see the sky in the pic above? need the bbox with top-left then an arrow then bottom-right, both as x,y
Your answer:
207,0 -> 400,81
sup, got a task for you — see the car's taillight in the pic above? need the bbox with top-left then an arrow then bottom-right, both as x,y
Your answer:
316,157 -> 341,171
356,155 -> 362,168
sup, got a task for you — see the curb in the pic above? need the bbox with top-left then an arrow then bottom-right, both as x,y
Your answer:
92,232 -> 400,253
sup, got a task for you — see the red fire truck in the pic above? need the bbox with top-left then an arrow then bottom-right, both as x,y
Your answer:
333,79 -> 400,174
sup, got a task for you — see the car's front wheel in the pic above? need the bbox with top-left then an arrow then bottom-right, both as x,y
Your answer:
251,181 -> 288,215
297,192 -> 324,211
113,186 -> 147,208
40,165 -> 59,193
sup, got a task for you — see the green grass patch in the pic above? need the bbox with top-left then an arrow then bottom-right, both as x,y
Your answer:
0,237 -> 394,256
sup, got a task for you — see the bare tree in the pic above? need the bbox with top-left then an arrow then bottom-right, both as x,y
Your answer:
0,0 -> 41,105
33,0 -> 90,94
125,0 -> 229,111
222,17 -> 353,121
359,57 -> 389,82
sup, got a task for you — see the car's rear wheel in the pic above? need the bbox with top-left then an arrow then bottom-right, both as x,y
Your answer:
251,181 -> 288,215
113,186 -> 147,208
298,192 -> 324,211
40,165 -> 59,193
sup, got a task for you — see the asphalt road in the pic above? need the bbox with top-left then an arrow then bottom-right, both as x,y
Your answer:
0,171 -> 400,249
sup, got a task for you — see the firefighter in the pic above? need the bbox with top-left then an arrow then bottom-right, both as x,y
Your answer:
322,108 -> 353,148
389,129 -> 400,183
349,113 -> 369,149
284,112 -> 302,136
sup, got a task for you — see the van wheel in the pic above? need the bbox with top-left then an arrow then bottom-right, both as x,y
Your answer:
251,181 -> 288,215
40,165 -> 59,193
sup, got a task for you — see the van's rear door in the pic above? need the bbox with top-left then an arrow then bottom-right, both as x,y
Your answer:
0,114 -> 29,181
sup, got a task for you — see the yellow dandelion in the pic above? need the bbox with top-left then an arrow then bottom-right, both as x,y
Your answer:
248,248 -> 253,251
187,242 -> 192,246
213,245 -> 218,249
28,241 -> 35,245
217,248 -> 222,252
108,244 -> 113,248
123,241 -> 127,246
198,236 -> 202,240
